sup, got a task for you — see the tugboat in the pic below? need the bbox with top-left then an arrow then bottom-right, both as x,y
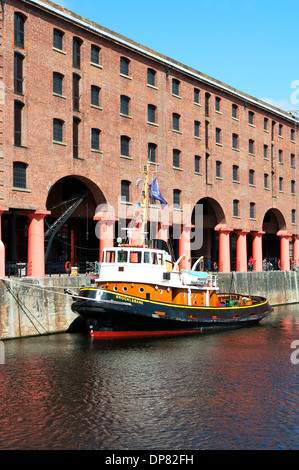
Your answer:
71,163 -> 273,339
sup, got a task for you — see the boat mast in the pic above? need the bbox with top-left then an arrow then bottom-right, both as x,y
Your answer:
140,161 -> 149,247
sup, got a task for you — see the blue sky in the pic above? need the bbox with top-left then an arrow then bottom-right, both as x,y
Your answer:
54,0 -> 299,114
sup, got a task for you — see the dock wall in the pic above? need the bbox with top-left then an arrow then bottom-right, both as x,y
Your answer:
0,276 -> 91,340
217,271 -> 299,306
0,271 -> 298,340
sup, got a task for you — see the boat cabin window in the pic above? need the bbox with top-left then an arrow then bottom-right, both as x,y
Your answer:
144,251 -> 151,263
130,251 -> 142,263
117,250 -> 128,263
152,252 -> 164,265
105,251 -> 115,263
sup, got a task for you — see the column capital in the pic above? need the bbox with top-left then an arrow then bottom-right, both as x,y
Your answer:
251,230 -> 265,237
235,229 -> 250,236
277,231 -> 292,239
24,210 -> 51,220
94,214 -> 117,222
0,207 -> 8,214
214,226 -> 232,235
181,224 -> 194,231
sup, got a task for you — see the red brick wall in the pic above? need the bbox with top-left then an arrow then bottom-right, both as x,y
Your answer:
3,0 -> 298,236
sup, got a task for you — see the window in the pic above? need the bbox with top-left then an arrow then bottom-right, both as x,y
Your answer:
264,173 -> 269,189
148,104 -> 156,124
205,121 -> 209,149
233,200 -> 239,217
292,209 -> 296,224
120,56 -> 130,76
91,45 -> 100,65
172,113 -> 180,131
14,100 -> 24,146
215,97 -> 221,112
53,118 -> 64,143
233,165 -> 239,182
173,149 -> 180,168
278,149 -> 283,164
216,128 -> 221,144
194,121 -> 200,138
14,52 -> 24,95
121,180 -> 130,203
264,118 -> 268,131
279,124 -> 283,137
194,88 -> 200,104
195,155 -> 201,173
147,68 -> 156,87
291,180 -> 296,195
205,93 -> 210,117
73,37 -> 82,69
264,145 -> 268,159
249,139 -> 254,154
173,189 -> 181,209
73,74 -> 80,111
91,128 -> 101,151
248,111 -> 254,125
148,143 -> 157,163
271,121 -> 275,140
216,161 -> 222,178
121,135 -> 130,157
232,133 -> 238,149
120,95 -> 130,116
73,117 -> 80,158
250,202 -> 255,219
291,129 -> 295,141
172,79 -> 180,96
91,85 -> 100,107
291,153 -> 295,168
53,72 -> 63,95
249,169 -> 255,185
279,177 -> 283,192
13,162 -> 27,188
53,29 -> 64,50
14,13 -> 25,48
232,104 -> 238,119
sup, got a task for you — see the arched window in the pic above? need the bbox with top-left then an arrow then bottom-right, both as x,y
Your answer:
148,143 -> 157,163
173,189 -> 181,209
120,95 -> 130,116
148,104 -> 156,124
14,52 -> 24,95
14,12 -> 26,48
172,113 -> 180,131
73,37 -> 82,69
14,100 -> 24,146
121,136 -> 130,157
120,57 -> 130,76
91,128 -> 101,151
121,180 -> 131,203
147,68 -> 156,87
13,162 -> 27,188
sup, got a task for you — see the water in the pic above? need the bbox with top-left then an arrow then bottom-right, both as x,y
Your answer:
0,304 -> 299,450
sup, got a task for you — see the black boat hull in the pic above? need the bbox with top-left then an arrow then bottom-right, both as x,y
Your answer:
71,288 -> 274,339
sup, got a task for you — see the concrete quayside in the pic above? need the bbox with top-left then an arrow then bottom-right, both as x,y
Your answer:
0,271 -> 298,340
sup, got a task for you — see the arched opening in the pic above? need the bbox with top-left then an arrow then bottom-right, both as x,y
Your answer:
45,175 -> 106,272
262,208 -> 286,269
191,197 -> 226,270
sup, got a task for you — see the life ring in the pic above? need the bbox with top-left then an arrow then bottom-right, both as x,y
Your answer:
65,261 -> 71,272
214,262 -> 217,270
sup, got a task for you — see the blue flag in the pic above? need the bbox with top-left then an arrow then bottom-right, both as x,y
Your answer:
151,178 -> 167,206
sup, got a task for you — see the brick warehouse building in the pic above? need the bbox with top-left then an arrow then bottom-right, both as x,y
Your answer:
0,0 -> 298,277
